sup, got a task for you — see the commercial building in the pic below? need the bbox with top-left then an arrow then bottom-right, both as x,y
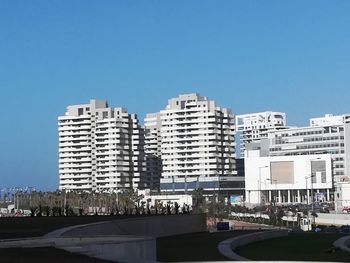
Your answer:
244,113 -> 350,205
245,150 -> 333,205
58,100 -> 147,192
236,111 -> 286,158
145,93 -> 243,196
268,115 -> 347,184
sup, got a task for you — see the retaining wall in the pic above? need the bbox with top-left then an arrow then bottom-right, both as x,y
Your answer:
2,214 -> 207,262
316,213 -> 350,226
61,213 -> 207,238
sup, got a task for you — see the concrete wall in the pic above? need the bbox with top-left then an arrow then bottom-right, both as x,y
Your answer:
62,236 -> 156,262
315,213 -> 350,226
47,214 -> 206,262
0,235 -> 157,263
61,214 -> 207,238
279,213 -> 350,226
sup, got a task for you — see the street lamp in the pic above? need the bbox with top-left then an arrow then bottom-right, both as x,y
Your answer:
309,157 -> 321,214
258,166 -> 269,212
266,178 -> 277,205
305,157 -> 321,226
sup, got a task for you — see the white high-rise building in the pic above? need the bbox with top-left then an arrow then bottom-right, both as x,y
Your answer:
58,100 -> 147,192
145,93 -> 242,196
144,112 -> 162,190
236,111 -> 286,158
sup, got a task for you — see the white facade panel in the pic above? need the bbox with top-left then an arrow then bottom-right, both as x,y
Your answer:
245,152 -> 332,204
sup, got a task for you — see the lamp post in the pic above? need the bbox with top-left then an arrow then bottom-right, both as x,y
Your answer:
266,178 -> 277,205
305,175 -> 315,205
310,157 -> 321,215
306,157 -> 321,227
258,166 -> 269,214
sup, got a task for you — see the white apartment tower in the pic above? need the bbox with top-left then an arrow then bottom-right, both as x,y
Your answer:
144,112 -> 162,190
58,100 -> 146,192
236,111 -> 286,158
145,93 -> 242,196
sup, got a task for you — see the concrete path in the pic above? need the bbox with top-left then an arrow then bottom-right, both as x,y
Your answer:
217,230 -> 289,261
333,235 -> 350,252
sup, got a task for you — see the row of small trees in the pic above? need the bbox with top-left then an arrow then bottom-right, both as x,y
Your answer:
13,189 -> 191,217
230,204 -> 319,227
190,188 -> 313,227
191,188 -> 238,219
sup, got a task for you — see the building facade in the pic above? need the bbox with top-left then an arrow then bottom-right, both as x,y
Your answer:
145,93 -> 242,196
236,111 -> 286,158
268,118 -> 346,184
144,113 -> 162,190
58,100 -> 147,192
244,113 -> 350,205
245,150 -> 333,205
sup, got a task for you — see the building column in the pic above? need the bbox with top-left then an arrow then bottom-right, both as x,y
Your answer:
307,189 -> 310,204
278,190 -> 281,204
327,189 -> 330,201
297,190 -> 301,203
269,190 -> 272,203
288,190 -> 291,203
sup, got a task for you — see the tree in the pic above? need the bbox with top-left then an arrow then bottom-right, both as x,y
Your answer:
192,188 -> 206,214
30,206 -> 37,217
276,208 -> 284,225
43,205 -> 50,216
118,189 -> 144,215
174,202 -> 180,214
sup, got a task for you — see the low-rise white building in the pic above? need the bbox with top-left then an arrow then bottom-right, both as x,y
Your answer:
245,150 -> 333,205
335,181 -> 350,213
138,189 -> 192,207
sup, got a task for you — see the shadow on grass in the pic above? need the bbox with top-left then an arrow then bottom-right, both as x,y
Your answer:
0,247 -> 112,263
157,230 -> 260,262
235,232 -> 350,262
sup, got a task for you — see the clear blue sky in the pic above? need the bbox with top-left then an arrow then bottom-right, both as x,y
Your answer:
0,1 -> 349,190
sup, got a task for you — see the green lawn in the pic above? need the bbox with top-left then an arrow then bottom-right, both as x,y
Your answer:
235,232 -> 350,262
0,247 -> 112,263
157,230 -> 259,262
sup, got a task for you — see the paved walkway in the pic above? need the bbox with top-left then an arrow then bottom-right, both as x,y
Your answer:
229,219 -> 284,230
333,235 -> 350,252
